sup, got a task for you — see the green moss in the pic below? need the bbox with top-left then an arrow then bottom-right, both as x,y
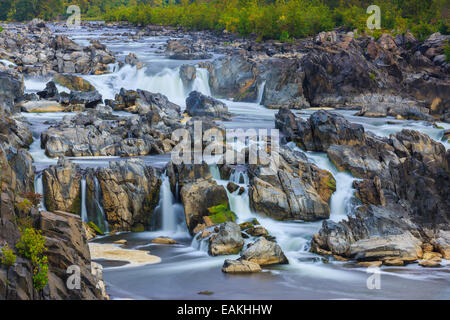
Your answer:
69,194 -> 81,215
88,221 -> 104,235
207,202 -> 237,225
131,225 -> 145,233
1,245 -> 16,266
326,177 -> 336,189
239,221 -> 254,230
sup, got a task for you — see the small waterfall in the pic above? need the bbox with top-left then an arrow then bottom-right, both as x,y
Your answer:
81,177 -> 88,223
34,173 -> 46,211
257,81 -> 266,105
155,173 -> 188,236
192,67 -> 211,97
93,177 -> 109,233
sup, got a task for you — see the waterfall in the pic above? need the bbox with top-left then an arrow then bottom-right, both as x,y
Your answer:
34,173 -> 46,211
81,177 -> 88,223
82,64 -> 213,108
93,177 -> 109,233
155,173 -> 188,236
257,81 -> 266,105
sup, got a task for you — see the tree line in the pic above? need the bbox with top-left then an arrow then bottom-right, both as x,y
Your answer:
0,1 -> 448,41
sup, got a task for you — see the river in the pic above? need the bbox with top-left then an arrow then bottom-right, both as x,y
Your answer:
23,23 -> 450,300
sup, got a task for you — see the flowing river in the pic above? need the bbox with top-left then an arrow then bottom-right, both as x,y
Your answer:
23,23 -> 450,300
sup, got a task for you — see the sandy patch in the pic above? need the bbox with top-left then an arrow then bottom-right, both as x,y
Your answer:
89,243 -> 161,266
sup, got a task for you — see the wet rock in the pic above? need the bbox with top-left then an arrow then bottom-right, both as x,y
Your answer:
205,54 -> 258,102
42,158 -> 82,215
186,91 -> 230,119
240,237 -> 288,266
68,90 -> 102,108
248,146 -> 335,221
227,182 -> 239,193
0,71 -> 24,114
53,74 -> 96,92
165,39 -> 212,60
209,222 -> 244,256
180,64 -> 196,88
124,52 -> 144,69
96,159 -> 161,232
37,81 -> 59,100
222,259 -> 262,273
354,177 -> 386,206
152,237 -> 178,244
20,100 -> 66,113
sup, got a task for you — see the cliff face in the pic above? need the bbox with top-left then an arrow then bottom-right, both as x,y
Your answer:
0,104 -> 104,300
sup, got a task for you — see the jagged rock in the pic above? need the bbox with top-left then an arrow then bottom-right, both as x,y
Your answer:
222,259 -> 262,273
124,52 -> 144,69
227,182 -> 239,193
248,146 -> 335,221
240,237 -> 288,266
42,158 -> 82,215
20,100 -> 66,113
204,54 -> 258,102
68,90 -> 102,108
354,177 -> 386,206
185,91 -> 230,119
37,81 -> 59,100
53,74 -> 96,92
0,71 -> 23,114
96,159 -> 161,232
209,222 -> 244,256
180,64 -> 196,87
165,39 -> 212,60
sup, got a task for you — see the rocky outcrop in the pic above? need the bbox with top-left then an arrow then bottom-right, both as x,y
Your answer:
42,158 -> 82,215
240,237 -> 288,266
53,74 -> 96,92
0,71 -> 24,114
179,64 -> 196,88
248,146 -> 336,221
96,159 -> 161,232
185,91 -> 230,119
165,39 -> 212,60
204,54 -> 258,102
41,107 -> 181,157
209,222 -> 244,256
0,23 -> 116,76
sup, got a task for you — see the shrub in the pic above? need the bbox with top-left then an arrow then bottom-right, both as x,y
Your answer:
207,202 -> 237,224
1,244 -> 16,266
16,198 -> 32,212
16,228 -> 48,290
23,192 -> 42,207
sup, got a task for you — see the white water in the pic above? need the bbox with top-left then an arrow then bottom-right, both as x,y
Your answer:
257,81 -> 266,105
93,177 -> 109,233
81,177 -> 88,222
155,174 -> 189,237
34,173 -> 47,211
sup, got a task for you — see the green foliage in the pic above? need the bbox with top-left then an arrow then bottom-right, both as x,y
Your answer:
16,198 -> 33,212
16,228 -> 48,290
1,245 -> 17,266
444,42 -> 450,63
207,202 -> 237,225
23,192 -> 42,207
88,221 -> 104,235
0,26 -> 3,33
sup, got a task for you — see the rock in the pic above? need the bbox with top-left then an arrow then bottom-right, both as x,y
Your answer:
432,231 -> 450,259
246,226 -> 268,237
419,258 -> 442,268
89,243 -> 160,265
0,71 -> 24,114
40,210 -> 105,300
68,90 -> 102,108
152,237 -> 178,244
240,237 -> 288,266
205,54 -> 258,102
180,179 -> 228,234
42,158 -> 82,215
357,261 -> 382,267
96,159 -> 161,232
114,239 -> 127,245
353,177 -> 386,206
276,109 -> 365,151
383,259 -> 404,266
185,91 -> 230,119
165,39 -> 212,60
209,222 -> 244,256
227,182 -> 239,193
248,146 -> 335,221
222,259 -> 262,273
37,81 -> 59,100
124,52 -> 144,68
20,100 -> 66,113
83,222 -> 97,241
53,74 -> 96,92
180,64 -> 196,88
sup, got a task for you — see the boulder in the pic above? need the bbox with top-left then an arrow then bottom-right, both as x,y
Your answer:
37,81 -> 59,100
222,259 -> 262,273
180,64 -> 196,88
185,91 -> 230,119
209,222 -> 244,256
68,90 -> 102,108
0,71 -> 23,114
53,74 -> 96,92
96,159 -> 161,232
240,237 -> 288,266
42,158 -> 82,215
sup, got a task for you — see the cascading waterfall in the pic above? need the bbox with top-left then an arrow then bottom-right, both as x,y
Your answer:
155,173 -> 189,236
81,177 -> 88,223
34,173 -> 46,211
257,81 -> 266,105
93,177 -> 109,233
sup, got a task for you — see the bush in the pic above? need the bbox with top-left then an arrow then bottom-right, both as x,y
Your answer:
207,202 -> 237,224
23,192 -> 42,207
1,244 -> 16,266
16,228 -> 48,290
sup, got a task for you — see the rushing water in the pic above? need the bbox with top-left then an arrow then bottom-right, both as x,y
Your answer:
23,23 -> 449,300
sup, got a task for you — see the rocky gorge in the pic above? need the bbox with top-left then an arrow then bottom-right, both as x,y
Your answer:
0,19 -> 449,300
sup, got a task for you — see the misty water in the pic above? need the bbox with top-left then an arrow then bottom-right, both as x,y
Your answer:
25,24 -> 449,300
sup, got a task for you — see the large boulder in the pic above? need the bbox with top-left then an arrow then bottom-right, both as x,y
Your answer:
240,237 -> 288,266
185,91 -> 230,119
222,259 -> 262,273
53,74 -> 96,92
209,222 -> 244,256
180,64 -> 196,88
42,158 -> 82,215
0,71 -> 23,114
96,159 -> 161,232
68,90 -> 102,108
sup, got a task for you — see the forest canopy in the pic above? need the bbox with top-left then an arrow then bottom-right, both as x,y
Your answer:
0,0 -> 448,41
